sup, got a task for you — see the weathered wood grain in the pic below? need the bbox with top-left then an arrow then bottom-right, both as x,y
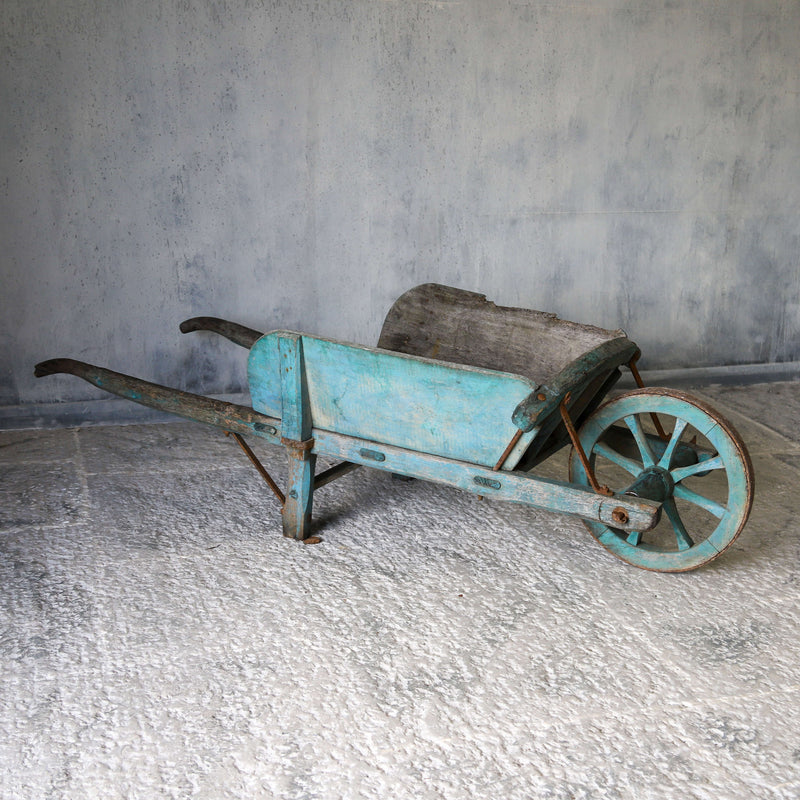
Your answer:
179,316 -> 264,348
33,358 -> 280,442
378,283 -> 627,385
376,284 -> 639,469
277,334 -> 316,540
248,332 -> 540,469
311,427 -> 661,533
511,337 -> 639,432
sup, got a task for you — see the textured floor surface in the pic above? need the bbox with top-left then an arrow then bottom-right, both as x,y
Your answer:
1,381 -> 799,799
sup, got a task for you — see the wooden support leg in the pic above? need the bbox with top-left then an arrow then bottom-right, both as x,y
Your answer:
282,444 -> 317,540
278,333 -> 316,540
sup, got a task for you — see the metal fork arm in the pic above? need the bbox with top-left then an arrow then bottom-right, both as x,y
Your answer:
179,317 -> 264,348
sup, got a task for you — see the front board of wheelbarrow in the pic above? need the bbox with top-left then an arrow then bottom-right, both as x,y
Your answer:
247,332 -> 540,468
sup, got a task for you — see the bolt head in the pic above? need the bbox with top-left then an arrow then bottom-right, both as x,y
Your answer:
611,507 -> 629,525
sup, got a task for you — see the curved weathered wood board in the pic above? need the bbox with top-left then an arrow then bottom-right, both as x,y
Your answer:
378,283 -> 627,385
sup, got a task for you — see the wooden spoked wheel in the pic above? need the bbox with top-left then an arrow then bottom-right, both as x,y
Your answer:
568,388 -> 754,572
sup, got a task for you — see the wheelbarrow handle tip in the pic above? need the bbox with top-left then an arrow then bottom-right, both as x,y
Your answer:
178,316 -> 264,348
179,318 -> 202,334
34,358 -> 70,378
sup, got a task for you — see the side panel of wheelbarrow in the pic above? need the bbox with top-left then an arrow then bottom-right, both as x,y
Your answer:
376,283 -> 638,467
247,331 -> 541,469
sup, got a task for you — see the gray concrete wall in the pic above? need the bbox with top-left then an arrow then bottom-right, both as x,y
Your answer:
2,0 -> 799,420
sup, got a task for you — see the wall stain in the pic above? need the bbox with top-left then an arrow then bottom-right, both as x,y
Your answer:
5,0 -> 800,414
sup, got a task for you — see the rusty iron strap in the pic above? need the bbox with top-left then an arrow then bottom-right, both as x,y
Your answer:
225,431 -> 285,506
559,394 -> 613,497
280,436 -> 315,458
493,428 -> 524,472
628,353 -> 669,441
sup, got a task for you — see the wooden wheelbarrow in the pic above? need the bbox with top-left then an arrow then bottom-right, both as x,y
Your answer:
35,284 -> 754,572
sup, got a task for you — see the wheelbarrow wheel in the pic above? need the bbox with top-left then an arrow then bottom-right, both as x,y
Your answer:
568,388 -> 754,572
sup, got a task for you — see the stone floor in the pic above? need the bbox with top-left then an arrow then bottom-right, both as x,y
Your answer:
1,381 -> 799,799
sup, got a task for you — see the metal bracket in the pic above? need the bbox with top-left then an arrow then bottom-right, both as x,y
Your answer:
226,431 -> 286,506
559,393 -> 613,497
281,436 -> 315,458
493,428 -> 524,472
628,352 -> 669,441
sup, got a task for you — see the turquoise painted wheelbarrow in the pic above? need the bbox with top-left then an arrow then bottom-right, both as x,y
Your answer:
35,284 -> 754,572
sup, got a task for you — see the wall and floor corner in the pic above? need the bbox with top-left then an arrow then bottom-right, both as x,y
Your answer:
1,1 -> 799,428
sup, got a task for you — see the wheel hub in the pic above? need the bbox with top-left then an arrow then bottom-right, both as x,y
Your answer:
623,467 -> 674,503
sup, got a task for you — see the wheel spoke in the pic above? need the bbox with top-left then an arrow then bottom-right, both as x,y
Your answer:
671,455 -> 725,483
626,530 -> 643,546
657,418 -> 689,470
624,414 -> 656,468
663,498 -> 694,550
593,440 -> 642,476
673,484 -> 727,519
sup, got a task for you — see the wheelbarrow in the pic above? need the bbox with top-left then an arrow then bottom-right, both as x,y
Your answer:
35,283 -> 754,572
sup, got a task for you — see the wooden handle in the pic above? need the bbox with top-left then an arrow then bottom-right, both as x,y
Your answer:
179,316 -> 264,348
34,357 -> 279,440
